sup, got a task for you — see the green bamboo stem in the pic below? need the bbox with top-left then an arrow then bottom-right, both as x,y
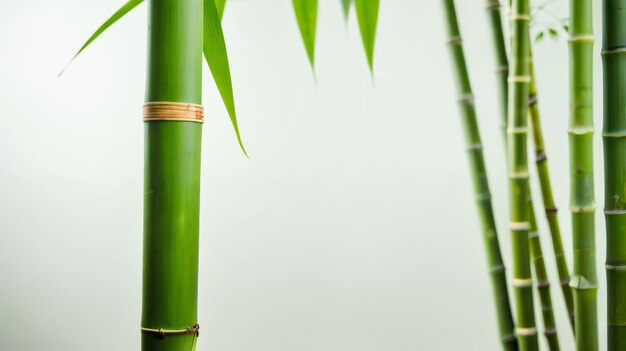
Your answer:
142,1 -> 203,351
528,50 -> 575,330
528,190 -> 560,350
441,1 -> 518,349
485,1 -> 570,342
484,0 -> 509,137
602,1 -> 626,348
508,0 -> 539,350
569,0 -> 598,349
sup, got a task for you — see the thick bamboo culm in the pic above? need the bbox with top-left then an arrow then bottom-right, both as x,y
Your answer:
142,1 -> 204,351
528,49 -> 575,330
508,0 -> 538,350
569,0 -> 599,349
528,190 -> 560,350
441,1 -> 518,350
602,1 -> 626,348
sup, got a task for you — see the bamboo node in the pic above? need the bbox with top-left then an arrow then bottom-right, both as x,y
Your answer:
466,143 -> 483,151
457,93 -> 475,105
507,126 -> 528,134
494,65 -> 509,73
545,207 -> 558,214
143,102 -> 204,123
536,279 -> 550,289
604,208 -> 626,215
501,334 -> 517,344
484,1 -> 501,11
447,36 -> 463,45
515,327 -> 537,336
141,324 -> 200,338
602,47 -> 626,56
510,222 -> 530,231
567,127 -> 594,135
528,95 -> 538,106
568,35 -> 595,43
510,14 -> 531,21
508,171 -> 529,180
512,278 -> 533,287
606,264 -> 626,271
535,152 -> 546,163
507,76 -> 531,83
569,205 -> 595,213
528,230 -> 539,239
544,327 -> 557,335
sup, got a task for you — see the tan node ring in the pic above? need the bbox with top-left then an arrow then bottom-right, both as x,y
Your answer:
143,102 -> 204,123
141,324 -> 200,338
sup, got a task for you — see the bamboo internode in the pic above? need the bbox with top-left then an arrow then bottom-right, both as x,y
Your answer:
143,102 -> 205,123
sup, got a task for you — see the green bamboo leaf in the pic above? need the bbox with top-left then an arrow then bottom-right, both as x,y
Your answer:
341,0 -> 352,20
60,0 -> 144,75
215,0 -> 226,19
354,0 -> 379,72
292,0 -> 318,67
535,31 -> 544,42
203,0 -> 248,157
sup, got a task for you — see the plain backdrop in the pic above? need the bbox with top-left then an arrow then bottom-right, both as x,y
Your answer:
0,0 -> 607,350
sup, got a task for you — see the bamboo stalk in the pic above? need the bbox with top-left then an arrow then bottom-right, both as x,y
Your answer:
528,47 -> 575,330
569,0 -> 598,349
441,1 -> 518,350
484,1 -> 569,342
484,0 -> 509,137
602,1 -> 626,348
528,189 -> 560,350
142,1 -> 204,351
508,0 -> 539,350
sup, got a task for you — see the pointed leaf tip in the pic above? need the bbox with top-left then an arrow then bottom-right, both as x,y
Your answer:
60,0 -> 144,76
292,0 -> 318,68
203,0 -> 248,157
215,0 -> 227,20
341,0 -> 352,21
355,0 -> 379,72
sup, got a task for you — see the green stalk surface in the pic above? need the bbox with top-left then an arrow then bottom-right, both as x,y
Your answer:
484,0 -> 509,136
569,0 -> 598,349
528,49 -> 575,330
484,1 -> 570,343
508,0 -> 539,349
528,190 -> 560,350
142,1 -> 203,351
602,1 -> 626,349
442,1 -> 517,350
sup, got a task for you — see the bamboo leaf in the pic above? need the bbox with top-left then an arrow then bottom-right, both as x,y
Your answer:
60,0 -> 144,75
292,0 -> 318,67
215,0 -> 226,19
535,31 -> 544,42
203,0 -> 248,157
341,0 -> 352,20
354,0 -> 379,72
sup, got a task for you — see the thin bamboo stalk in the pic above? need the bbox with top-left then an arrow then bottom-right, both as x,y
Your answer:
142,1 -> 204,351
484,1 -> 569,345
602,1 -> 626,348
528,47 -> 575,330
484,0 -> 509,137
569,0 -> 598,349
528,190 -> 560,350
441,1 -> 518,350
508,0 -> 539,349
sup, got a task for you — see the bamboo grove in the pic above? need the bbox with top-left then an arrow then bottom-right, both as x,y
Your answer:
61,0 -> 626,350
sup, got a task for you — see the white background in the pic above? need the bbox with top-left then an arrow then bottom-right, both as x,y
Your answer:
0,0 -> 606,350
